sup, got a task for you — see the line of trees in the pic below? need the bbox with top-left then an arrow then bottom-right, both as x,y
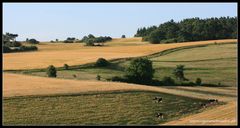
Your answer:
135,17 -> 237,44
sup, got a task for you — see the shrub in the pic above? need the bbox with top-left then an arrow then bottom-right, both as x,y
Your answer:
4,41 -> 22,47
27,39 -> 39,44
64,64 -> 69,70
95,58 -> 109,67
96,75 -> 101,81
196,78 -> 202,85
46,65 -> 57,77
125,58 -> 154,84
3,46 -> 11,53
162,76 -> 175,86
109,76 -> 126,82
121,35 -> 126,38
19,46 -> 38,51
63,40 -> 74,43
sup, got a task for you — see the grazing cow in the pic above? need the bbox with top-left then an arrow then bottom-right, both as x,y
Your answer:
201,103 -> 207,108
157,97 -> 163,103
153,97 -> 163,103
153,97 -> 158,100
208,99 -> 218,104
156,113 -> 164,119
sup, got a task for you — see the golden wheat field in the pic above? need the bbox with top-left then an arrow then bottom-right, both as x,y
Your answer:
3,38 -> 237,70
3,73 -> 237,125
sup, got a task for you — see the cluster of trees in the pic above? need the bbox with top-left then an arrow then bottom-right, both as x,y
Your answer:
3,33 -> 21,47
134,17 -> 237,44
81,34 -> 112,46
26,38 -> 39,44
63,37 -> 78,43
107,57 -> 203,86
3,32 -> 38,53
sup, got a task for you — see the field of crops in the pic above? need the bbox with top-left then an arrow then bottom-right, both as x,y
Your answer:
3,39 -> 236,70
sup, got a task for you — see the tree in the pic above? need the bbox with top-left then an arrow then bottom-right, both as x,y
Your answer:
121,35 -> 126,38
27,39 -> 39,44
88,34 -> 95,39
162,76 -> 175,86
96,75 -> 101,81
173,65 -> 187,82
63,64 -> 69,70
195,78 -> 202,85
46,65 -> 57,77
125,58 -> 155,84
56,39 -> 59,42
95,58 -> 109,67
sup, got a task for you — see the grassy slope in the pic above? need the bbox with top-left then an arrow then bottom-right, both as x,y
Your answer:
21,43 -> 237,86
3,91 -> 213,125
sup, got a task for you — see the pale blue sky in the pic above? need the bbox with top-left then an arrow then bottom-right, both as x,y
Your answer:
3,3 -> 238,41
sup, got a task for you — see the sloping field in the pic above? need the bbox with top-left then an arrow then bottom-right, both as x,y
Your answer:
3,73 -> 237,125
3,39 -> 236,70
3,73 -> 237,101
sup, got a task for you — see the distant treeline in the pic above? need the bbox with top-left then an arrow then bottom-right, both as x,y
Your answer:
135,17 -> 237,44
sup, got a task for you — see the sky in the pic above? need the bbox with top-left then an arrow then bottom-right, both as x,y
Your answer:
3,3 -> 238,41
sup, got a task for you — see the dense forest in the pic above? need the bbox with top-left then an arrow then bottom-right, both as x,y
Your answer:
135,17 -> 237,44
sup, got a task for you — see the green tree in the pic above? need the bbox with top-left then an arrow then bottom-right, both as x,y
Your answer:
27,39 -> 39,44
96,75 -> 101,81
195,78 -> 202,85
121,35 -> 126,38
46,65 -> 57,77
173,65 -> 187,82
162,76 -> 175,86
63,64 -> 69,70
88,34 -> 95,39
125,58 -> 154,84
95,58 -> 109,67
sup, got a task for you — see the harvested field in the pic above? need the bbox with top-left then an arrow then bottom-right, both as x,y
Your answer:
3,39 -> 237,70
2,73 -> 236,101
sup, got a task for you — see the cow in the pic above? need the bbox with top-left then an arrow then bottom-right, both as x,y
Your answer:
208,99 -> 218,104
153,97 -> 163,103
156,113 -> 164,119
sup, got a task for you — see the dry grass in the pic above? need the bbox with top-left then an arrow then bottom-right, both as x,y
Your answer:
2,73 -> 235,100
163,101 -> 237,125
3,39 -> 237,70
